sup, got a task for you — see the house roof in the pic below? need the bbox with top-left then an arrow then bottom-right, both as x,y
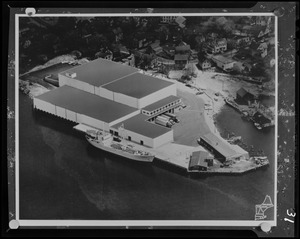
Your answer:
59,58 -> 139,87
111,113 -> 172,139
174,54 -> 189,61
175,45 -> 191,52
102,73 -> 174,99
142,95 -> 181,112
236,87 -> 254,98
211,55 -> 235,64
189,151 -> 211,168
35,85 -> 138,123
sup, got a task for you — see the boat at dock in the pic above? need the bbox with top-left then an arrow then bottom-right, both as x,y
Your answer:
85,130 -> 155,163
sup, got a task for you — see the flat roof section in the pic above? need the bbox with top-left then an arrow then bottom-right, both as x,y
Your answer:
35,85 -> 138,123
201,133 -> 237,158
102,73 -> 174,99
112,114 -> 172,139
59,58 -> 139,87
142,95 -> 181,112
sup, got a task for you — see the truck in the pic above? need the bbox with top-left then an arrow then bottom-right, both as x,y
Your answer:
163,112 -> 180,123
158,115 -> 175,125
155,116 -> 172,127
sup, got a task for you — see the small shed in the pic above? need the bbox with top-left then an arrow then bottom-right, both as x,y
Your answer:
189,151 -> 213,171
236,87 -> 255,105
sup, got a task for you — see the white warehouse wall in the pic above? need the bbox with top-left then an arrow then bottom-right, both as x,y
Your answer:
139,84 -> 177,109
153,130 -> 174,148
98,87 -> 114,100
33,98 -> 56,114
113,92 -> 139,108
56,106 -> 66,118
66,109 -> 77,122
122,129 -> 154,148
77,114 -> 110,131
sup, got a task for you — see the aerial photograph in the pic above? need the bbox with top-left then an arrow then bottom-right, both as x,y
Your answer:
17,15 -> 276,221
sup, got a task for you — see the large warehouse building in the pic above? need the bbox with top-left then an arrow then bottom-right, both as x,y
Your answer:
58,58 -> 176,109
34,58 -> 182,148
33,85 -> 140,131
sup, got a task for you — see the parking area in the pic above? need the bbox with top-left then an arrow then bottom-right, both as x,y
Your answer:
172,89 -> 211,147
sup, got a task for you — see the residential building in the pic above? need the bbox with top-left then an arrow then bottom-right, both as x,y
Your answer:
174,54 -> 189,69
161,16 -> 177,23
204,38 -> 227,54
198,55 -> 212,70
211,55 -> 235,71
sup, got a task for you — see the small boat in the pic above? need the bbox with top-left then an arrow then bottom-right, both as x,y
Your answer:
254,123 -> 262,130
86,131 -> 155,162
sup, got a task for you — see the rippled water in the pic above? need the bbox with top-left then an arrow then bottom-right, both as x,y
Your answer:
19,94 -> 275,220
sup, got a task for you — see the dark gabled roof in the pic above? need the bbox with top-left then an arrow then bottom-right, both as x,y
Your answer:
174,54 -> 189,61
236,87 -> 254,98
189,151 -> 211,168
175,45 -> 191,52
198,54 -> 210,63
236,87 -> 248,98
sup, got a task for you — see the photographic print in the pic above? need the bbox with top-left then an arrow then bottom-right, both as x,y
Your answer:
5,3 -> 297,237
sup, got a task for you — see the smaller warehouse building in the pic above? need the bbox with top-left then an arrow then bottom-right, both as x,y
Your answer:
198,132 -> 249,163
141,95 -> 182,118
188,151 -> 214,172
111,114 -> 174,148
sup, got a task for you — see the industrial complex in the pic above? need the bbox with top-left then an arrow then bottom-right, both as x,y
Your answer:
34,58 -> 180,148
33,57 -> 267,173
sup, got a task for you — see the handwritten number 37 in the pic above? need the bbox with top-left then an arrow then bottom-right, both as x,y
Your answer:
284,209 -> 296,223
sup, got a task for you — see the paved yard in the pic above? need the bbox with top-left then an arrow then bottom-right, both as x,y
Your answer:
173,89 -> 211,147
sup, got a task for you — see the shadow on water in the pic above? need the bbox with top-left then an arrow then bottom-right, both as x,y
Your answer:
32,107 -> 271,181
85,143 -> 157,177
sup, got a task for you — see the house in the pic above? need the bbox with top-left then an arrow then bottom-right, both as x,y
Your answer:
175,44 -> 191,55
211,55 -> 235,72
189,151 -> 214,172
198,55 -> 212,70
204,38 -> 227,54
150,40 -> 163,55
229,35 -> 251,48
162,45 -> 176,58
112,27 -> 123,43
236,87 -> 255,105
175,16 -> 186,28
174,54 -> 189,69
161,16 -> 177,23
95,50 -> 113,61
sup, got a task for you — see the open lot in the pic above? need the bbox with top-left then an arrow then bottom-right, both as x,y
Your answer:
173,89 -> 211,147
